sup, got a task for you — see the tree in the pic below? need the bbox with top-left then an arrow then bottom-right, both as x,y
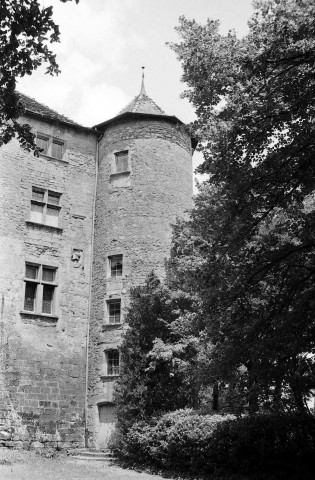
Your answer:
0,0 -> 78,151
113,273 -> 199,433
169,0 -> 315,413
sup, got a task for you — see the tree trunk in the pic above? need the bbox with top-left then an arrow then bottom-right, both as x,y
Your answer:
212,381 -> 219,411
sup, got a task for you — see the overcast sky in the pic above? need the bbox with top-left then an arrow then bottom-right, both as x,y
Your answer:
18,0 -> 254,176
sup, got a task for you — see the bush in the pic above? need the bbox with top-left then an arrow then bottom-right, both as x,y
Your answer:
118,410 -> 315,477
149,409 -> 235,471
210,413 -> 315,475
120,409 -> 234,471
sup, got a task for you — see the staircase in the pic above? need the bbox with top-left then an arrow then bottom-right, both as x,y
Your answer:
67,448 -> 115,462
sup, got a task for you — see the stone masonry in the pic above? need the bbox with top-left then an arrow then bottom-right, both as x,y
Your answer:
87,115 -> 193,448
0,84 -> 194,450
0,112 -> 97,449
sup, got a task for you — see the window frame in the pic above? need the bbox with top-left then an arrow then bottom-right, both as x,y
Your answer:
114,150 -> 129,173
30,187 -> 62,228
36,133 -> 66,161
36,135 -> 49,155
108,254 -> 123,278
111,149 -> 131,176
106,298 -> 122,325
23,262 -> 58,317
105,350 -> 120,376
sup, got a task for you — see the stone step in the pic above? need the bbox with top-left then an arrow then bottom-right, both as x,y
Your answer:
68,449 -> 113,456
67,448 -> 115,461
72,454 -> 114,461
67,448 -> 109,454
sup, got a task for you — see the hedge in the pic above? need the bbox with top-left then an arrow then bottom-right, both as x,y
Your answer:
117,409 -> 315,477
119,409 -> 234,470
210,413 -> 315,475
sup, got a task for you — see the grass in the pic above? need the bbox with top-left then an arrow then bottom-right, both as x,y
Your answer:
1,448 -> 311,480
0,448 -> 173,480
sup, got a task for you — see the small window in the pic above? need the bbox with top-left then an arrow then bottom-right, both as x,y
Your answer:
51,140 -> 63,160
115,151 -> 129,173
36,136 -> 49,155
42,267 -> 56,282
106,350 -> 120,376
25,264 -> 38,280
109,255 -> 123,278
36,134 -> 65,160
32,188 -> 45,202
46,205 -> 59,227
48,191 -> 60,206
42,285 -> 54,314
30,187 -> 61,227
24,282 -> 37,311
23,263 -> 57,316
107,299 -> 121,324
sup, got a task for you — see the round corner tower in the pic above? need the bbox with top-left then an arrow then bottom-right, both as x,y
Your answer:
87,79 -> 194,448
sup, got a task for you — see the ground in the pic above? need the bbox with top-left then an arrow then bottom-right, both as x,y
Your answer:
0,448 -> 303,480
0,448 -> 172,480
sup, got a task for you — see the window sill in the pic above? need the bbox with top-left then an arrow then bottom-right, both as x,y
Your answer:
20,311 -> 58,325
110,171 -> 130,178
39,154 -> 69,164
102,323 -> 123,331
26,221 -> 63,233
100,375 -> 120,381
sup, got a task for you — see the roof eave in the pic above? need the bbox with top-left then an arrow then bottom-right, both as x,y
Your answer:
22,109 -> 97,134
93,111 -> 198,150
93,111 -> 183,130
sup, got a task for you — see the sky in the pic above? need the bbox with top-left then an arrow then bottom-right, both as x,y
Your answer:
18,0 -> 254,176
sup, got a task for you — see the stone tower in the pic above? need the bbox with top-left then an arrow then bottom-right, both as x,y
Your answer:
86,78 -> 195,448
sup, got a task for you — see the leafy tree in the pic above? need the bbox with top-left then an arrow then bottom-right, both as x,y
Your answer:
0,0 -> 78,151
113,273 -> 199,433
169,0 -> 315,413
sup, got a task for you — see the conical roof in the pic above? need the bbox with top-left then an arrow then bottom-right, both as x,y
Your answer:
117,73 -> 165,116
118,94 -> 165,115
93,71 -> 198,151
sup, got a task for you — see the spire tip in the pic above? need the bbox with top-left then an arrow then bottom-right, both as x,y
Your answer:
140,66 -> 146,96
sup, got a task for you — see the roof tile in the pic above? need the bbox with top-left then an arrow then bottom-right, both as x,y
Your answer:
19,93 -> 83,128
118,93 -> 165,116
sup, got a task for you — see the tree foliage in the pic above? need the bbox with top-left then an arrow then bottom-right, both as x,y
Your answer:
0,0 -> 78,151
168,0 -> 315,413
113,273 -> 200,433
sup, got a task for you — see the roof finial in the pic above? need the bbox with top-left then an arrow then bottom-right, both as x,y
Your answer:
140,66 -> 146,96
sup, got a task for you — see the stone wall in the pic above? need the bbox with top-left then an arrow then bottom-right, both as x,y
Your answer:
0,110 -> 194,450
87,116 -> 193,448
0,116 -> 97,449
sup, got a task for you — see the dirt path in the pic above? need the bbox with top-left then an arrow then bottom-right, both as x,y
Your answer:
0,449 -> 172,480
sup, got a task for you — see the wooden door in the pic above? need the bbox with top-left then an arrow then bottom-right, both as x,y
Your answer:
97,403 -> 117,449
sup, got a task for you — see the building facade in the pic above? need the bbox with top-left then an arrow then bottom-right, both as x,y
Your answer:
0,83 -> 194,449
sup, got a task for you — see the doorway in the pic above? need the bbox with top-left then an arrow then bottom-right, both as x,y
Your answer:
97,402 -> 117,449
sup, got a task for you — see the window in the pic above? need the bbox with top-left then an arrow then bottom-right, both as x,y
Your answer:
114,151 -> 129,173
36,136 -> 49,155
106,350 -> 120,376
107,299 -> 121,324
30,187 -> 61,227
24,282 -> 37,311
109,255 -> 123,277
51,140 -> 63,160
36,134 -> 65,160
23,263 -> 58,316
